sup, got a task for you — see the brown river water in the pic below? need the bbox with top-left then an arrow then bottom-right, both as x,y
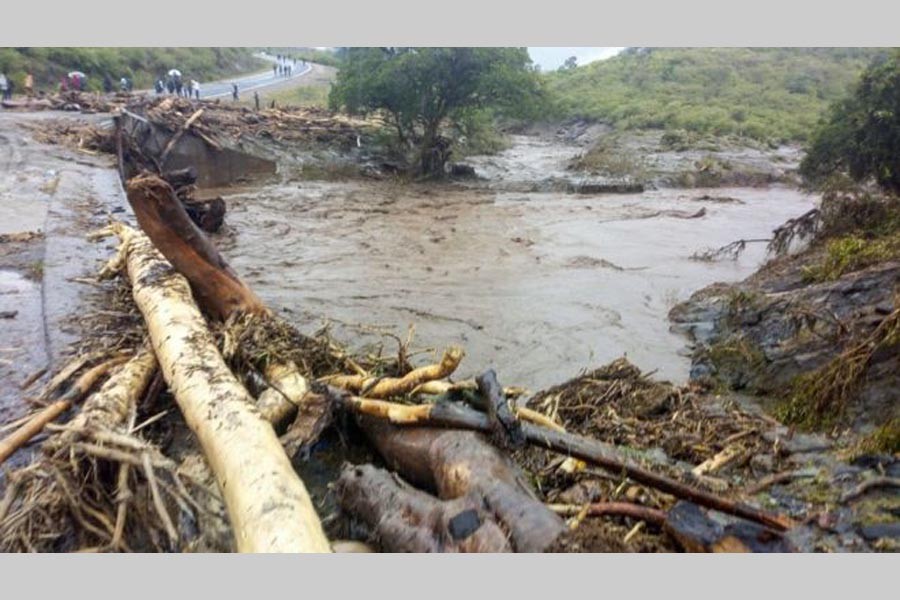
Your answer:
217,135 -> 817,391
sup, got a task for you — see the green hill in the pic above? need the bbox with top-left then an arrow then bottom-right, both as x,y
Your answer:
0,48 -> 265,92
547,48 -> 889,143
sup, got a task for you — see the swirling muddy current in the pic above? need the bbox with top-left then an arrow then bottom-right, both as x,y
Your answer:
219,136 -> 815,391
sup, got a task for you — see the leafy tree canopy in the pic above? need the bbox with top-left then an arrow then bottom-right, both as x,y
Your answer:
801,50 -> 900,194
329,47 -> 544,176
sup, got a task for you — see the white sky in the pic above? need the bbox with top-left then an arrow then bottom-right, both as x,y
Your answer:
527,47 -> 624,70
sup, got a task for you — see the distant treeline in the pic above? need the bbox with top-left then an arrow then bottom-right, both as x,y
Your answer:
0,48 -> 265,92
546,47 -> 890,143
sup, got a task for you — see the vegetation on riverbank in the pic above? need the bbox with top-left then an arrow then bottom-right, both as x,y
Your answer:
676,51 -> 900,442
0,48 -> 265,92
546,48 -> 887,144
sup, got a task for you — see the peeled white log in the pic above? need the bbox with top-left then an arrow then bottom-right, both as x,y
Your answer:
111,223 -> 331,553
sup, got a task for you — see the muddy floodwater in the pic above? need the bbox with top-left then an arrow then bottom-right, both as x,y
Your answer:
221,136 -> 816,391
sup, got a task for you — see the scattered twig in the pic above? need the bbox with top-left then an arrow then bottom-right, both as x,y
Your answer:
840,477 -> 900,503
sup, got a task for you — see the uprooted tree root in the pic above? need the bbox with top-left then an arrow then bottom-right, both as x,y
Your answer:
776,300 -> 900,430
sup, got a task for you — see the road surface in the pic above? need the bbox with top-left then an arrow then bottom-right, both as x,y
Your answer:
199,54 -> 313,99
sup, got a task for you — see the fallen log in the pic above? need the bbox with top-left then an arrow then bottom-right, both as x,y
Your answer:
108,222 -> 330,552
49,347 -> 157,448
124,173 -> 312,435
357,417 -> 565,552
338,395 -> 794,532
663,501 -> 793,552
0,356 -> 127,466
335,463 -> 513,552
125,174 -> 264,320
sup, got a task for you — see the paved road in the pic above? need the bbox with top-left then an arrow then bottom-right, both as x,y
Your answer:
198,54 -> 312,99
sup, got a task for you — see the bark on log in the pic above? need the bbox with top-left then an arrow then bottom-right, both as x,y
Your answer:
50,347 -> 157,448
358,417 -> 565,552
339,396 -> 794,532
335,463 -> 513,552
111,222 -> 330,552
125,174 -> 264,320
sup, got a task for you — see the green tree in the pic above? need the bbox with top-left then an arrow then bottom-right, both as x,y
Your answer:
801,50 -> 900,193
329,47 -> 543,177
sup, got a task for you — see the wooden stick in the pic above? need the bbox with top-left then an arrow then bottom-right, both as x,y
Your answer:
0,357 -> 126,465
324,347 -> 464,399
339,396 -> 794,531
692,445 -> 747,477
159,108 -> 204,164
840,477 -> 900,503
19,367 -> 47,391
744,469 -> 817,496
548,502 -> 668,526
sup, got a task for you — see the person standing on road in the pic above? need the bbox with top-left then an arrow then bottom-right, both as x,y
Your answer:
24,72 -> 34,98
0,73 -> 8,101
232,83 -> 239,101
192,80 -> 200,100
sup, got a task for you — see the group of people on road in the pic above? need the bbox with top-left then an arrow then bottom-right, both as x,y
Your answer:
273,54 -> 303,78
154,72 -> 201,100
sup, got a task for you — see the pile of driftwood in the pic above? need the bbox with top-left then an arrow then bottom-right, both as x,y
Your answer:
131,96 -> 374,149
1,90 -> 127,113
0,173 -> 799,552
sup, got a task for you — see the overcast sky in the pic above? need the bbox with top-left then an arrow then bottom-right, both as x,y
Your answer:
528,47 -> 624,71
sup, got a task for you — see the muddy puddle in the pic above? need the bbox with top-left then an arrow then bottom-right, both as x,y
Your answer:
217,135 -> 816,391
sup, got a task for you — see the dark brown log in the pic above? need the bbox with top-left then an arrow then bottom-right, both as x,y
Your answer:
125,173 -> 264,320
339,395 -> 794,532
358,417 -> 565,552
663,501 -> 794,552
335,463 -> 513,552
474,369 -> 524,448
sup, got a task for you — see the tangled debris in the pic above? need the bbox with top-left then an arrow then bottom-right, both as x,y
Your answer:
130,96 -> 374,149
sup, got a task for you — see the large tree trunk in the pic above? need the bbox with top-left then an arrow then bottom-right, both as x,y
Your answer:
111,223 -> 331,553
418,122 -> 450,178
125,174 -> 264,321
355,418 -> 565,552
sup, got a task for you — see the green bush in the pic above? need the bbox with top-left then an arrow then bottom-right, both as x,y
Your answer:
546,48 -> 887,143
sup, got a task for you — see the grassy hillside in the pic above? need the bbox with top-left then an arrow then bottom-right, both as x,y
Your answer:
0,48 -> 266,92
547,48 -> 888,143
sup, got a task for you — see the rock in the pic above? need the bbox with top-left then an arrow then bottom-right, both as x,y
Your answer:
449,163 -> 477,178
858,523 -> 900,541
